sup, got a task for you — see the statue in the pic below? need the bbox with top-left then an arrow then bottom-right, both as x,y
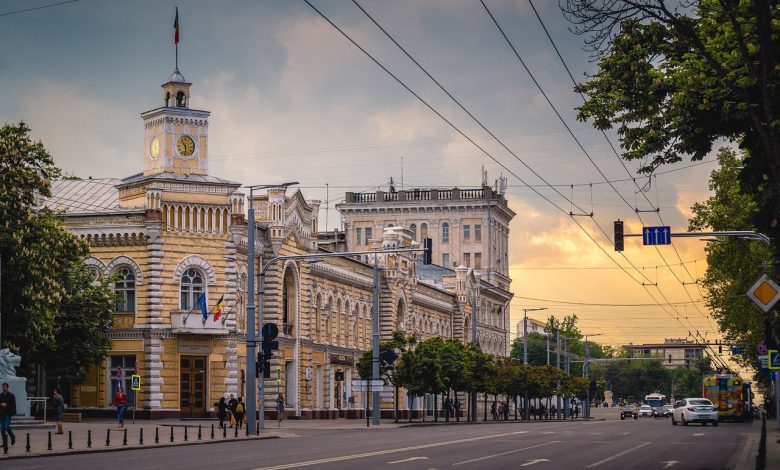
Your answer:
0,349 -> 21,378
0,349 -> 30,417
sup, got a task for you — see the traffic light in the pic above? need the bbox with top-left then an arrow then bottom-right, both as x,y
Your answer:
614,220 -> 624,251
422,237 -> 433,264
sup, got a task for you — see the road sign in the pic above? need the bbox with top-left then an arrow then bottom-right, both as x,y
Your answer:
262,322 -> 279,340
642,226 -> 671,245
759,342 -> 768,355
759,355 -> 768,370
747,275 -> 780,312
352,380 -> 384,392
769,350 -> 780,370
131,374 -> 141,391
731,346 -> 744,355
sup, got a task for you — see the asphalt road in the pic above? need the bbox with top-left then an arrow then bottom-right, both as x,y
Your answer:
2,413 -> 758,470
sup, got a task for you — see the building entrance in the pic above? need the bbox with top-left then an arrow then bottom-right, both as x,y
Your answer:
180,356 -> 207,418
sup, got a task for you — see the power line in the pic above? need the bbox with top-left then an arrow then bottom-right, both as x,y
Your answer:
0,0 -> 79,17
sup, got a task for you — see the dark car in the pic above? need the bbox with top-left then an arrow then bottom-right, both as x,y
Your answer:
620,405 -> 638,420
652,405 -> 673,418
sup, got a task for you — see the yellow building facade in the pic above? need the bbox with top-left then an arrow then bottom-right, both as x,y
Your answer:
45,65 -> 512,419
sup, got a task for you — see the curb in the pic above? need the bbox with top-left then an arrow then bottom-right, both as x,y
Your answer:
0,434 -> 280,461
400,418 -> 604,427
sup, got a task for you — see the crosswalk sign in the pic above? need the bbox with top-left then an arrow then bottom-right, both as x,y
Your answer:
769,350 -> 780,370
131,374 -> 141,390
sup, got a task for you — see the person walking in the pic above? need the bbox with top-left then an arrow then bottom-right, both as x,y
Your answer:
276,393 -> 285,424
113,387 -> 129,428
53,388 -> 65,434
490,401 -> 497,421
227,394 -> 238,428
0,383 -> 17,454
233,397 -> 245,429
214,397 -> 228,429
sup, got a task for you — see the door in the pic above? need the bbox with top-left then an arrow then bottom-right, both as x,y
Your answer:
180,356 -> 207,418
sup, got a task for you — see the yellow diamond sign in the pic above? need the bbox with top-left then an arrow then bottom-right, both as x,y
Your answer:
747,274 -> 780,312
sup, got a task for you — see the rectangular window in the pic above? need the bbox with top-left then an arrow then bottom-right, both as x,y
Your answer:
474,252 -> 482,269
109,355 -> 137,406
475,224 -> 482,242
365,228 -> 372,244
356,228 -> 362,246
442,223 -> 449,243
463,253 -> 471,268
463,225 -> 470,241
442,253 -> 450,268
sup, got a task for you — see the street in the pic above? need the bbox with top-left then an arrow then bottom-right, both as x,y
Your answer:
1,409 -> 759,470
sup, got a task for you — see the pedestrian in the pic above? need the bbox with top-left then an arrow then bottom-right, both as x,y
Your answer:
234,397 -> 245,429
490,401 -> 497,420
113,387 -> 129,428
574,404 -> 580,419
276,393 -> 285,423
453,398 -> 461,418
214,397 -> 228,429
0,382 -> 17,454
227,394 -> 238,428
529,404 -> 536,420
53,388 -> 65,434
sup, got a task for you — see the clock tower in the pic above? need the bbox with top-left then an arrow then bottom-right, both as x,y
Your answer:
142,68 -> 210,176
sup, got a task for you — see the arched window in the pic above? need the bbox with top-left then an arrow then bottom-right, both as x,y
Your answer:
442,223 -> 449,243
282,268 -> 296,336
410,223 -> 417,241
180,268 -> 205,310
420,223 -> 428,240
114,267 -> 135,313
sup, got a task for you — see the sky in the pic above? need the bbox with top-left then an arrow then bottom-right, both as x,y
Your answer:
1,0 -> 735,361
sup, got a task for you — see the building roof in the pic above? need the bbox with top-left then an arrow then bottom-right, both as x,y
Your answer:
44,178 -> 125,214
119,172 -> 241,188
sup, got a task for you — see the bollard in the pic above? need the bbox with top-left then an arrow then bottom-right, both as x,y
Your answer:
198,424 -> 202,441
26,433 -> 30,452
169,426 -> 174,443
223,423 -> 227,438
210,424 -> 215,439
106,428 -> 111,447
87,429 -> 92,448
155,427 -> 159,444
256,422 -> 260,436
184,426 -> 188,442
139,428 -> 144,445
123,428 -> 128,446
68,430 -> 73,449
47,431 -> 52,451
234,424 -> 238,438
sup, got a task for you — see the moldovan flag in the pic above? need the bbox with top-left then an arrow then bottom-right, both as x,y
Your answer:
213,295 -> 225,322
174,7 -> 180,44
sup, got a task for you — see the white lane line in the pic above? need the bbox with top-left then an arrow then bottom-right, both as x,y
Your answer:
452,441 -> 561,466
586,442 -> 652,468
249,430 -> 527,470
692,433 -> 704,436
542,431 -> 555,435
388,456 -> 429,464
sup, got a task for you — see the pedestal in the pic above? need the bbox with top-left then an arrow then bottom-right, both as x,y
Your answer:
4,377 -> 30,417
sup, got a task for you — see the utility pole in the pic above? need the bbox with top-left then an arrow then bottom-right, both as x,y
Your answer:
372,253 -> 380,426
522,307 -> 546,420
471,283 -> 478,422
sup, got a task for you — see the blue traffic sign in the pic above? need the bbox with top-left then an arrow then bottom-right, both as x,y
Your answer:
643,226 -> 671,245
731,346 -> 744,355
770,350 -> 780,370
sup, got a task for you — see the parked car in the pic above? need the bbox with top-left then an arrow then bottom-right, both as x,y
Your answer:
620,405 -> 638,420
671,398 -> 719,426
652,404 -> 673,418
638,405 -> 653,417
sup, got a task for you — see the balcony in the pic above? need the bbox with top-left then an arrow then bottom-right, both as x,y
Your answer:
171,310 -> 229,335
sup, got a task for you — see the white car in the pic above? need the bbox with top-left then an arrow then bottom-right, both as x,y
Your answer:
671,398 -> 719,426
638,405 -> 653,417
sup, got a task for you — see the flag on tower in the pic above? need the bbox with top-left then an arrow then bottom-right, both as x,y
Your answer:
213,295 -> 225,322
174,7 -> 180,44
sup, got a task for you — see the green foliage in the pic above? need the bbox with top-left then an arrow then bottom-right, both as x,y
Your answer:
0,122 -> 114,384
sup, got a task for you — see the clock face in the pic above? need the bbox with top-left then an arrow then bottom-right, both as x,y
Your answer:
176,135 -> 196,157
149,136 -> 160,159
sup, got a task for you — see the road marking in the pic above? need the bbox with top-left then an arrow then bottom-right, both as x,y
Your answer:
520,458 -> 550,466
693,433 -> 704,436
249,430 -> 527,470
542,431 -> 555,435
452,441 -> 561,466
586,442 -> 652,468
388,456 -> 429,464
661,461 -> 681,468
588,432 -> 603,435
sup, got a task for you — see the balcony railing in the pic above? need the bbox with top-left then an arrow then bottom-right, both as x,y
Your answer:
171,310 -> 229,334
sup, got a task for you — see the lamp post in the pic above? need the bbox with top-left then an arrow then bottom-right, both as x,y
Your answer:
522,307 -> 546,420
245,181 -> 298,433
582,333 -> 602,419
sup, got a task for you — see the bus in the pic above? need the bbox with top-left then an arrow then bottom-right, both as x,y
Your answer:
702,374 -> 753,422
644,393 -> 666,409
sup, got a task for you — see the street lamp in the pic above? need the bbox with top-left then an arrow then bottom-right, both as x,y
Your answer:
521,307 -> 546,420
582,333 -> 603,419
245,181 -> 298,433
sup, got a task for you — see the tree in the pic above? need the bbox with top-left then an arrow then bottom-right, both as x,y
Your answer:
689,147 -> 775,374
562,0 -> 780,252
439,339 -> 470,421
0,122 -> 114,385
509,331 -> 550,366
465,344 -> 496,422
